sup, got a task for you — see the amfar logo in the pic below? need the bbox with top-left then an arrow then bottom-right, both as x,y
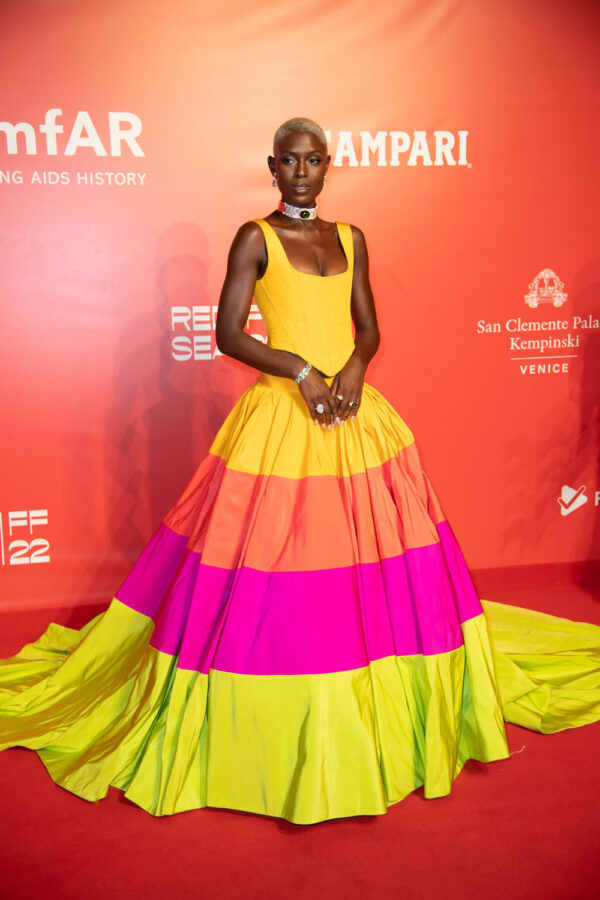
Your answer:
0,109 -> 144,157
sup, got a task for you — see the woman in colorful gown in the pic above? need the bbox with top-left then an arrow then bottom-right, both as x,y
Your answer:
1,117 -> 599,825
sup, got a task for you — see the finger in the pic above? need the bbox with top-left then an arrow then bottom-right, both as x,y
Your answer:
337,396 -> 353,424
334,385 -> 346,412
333,398 -> 344,426
328,395 -> 339,429
304,390 -> 319,425
345,398 -> 360,423
318,400 -> 326,429
308,392 -> 323,425
312,399 -> 327,429
330,399 -> 338,429
335,401 -> 347,424
330,384 -> 344,423
320,395 -> 333,430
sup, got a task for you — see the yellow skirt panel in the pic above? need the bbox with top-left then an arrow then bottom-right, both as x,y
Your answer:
209,373 -> 415,479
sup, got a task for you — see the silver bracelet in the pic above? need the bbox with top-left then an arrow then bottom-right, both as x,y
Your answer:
294,362 -> 312,384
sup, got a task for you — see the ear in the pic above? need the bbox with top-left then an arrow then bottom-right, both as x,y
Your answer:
267,154 -> 276,176
325,154 -> 331,172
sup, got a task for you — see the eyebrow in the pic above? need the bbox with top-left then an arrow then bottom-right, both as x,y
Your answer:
279,150 -> 323,156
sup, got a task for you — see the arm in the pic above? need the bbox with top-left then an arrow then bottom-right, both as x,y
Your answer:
215,221 -> 340,428
215,221 -> 304,379
330,225 -> 381,423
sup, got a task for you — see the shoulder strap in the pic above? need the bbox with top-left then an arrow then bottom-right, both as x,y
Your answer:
337,222 -> 354,272
250,217 -> 282,256
250,217 -> 272,240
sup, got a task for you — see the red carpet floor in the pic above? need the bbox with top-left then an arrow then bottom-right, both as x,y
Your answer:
1,585 -> 599,900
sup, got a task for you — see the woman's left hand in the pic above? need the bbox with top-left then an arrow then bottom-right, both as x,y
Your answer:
330,356 -> 367,426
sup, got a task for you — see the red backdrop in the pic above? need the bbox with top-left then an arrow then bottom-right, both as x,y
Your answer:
1,0 -> 599,612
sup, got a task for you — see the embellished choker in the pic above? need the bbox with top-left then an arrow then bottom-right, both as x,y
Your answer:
279,200 -> 318,220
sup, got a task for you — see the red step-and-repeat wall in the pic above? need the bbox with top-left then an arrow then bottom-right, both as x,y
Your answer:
1,0 -> 599,612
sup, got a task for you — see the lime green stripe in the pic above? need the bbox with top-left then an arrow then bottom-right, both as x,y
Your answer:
1,605 -> 511,823
481,599 -> 600,733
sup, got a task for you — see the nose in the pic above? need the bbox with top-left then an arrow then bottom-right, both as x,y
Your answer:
295,158 -> 308,177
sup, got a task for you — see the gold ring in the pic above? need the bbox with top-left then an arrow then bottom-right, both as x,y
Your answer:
335,394 -> 343,402
348,400 -> 358,408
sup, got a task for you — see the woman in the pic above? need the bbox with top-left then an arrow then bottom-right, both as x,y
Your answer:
1,117 -> 599,825
215,118 -> 377,433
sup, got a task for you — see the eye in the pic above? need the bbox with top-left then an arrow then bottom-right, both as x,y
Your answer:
309,158 -> 322,164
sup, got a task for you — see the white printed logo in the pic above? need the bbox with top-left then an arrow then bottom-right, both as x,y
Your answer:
0,108 -> 147,188
525,268 -> 567,309
557,485 -> 588,517
0,508 -> 51,565
475,267 -> 600,376
324,130 -> 469,167
171,303 -> 265,362
0,109 -> 144,157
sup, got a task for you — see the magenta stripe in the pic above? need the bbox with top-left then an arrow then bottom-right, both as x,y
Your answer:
116,523 -> 190,618
115,521 -> 482,675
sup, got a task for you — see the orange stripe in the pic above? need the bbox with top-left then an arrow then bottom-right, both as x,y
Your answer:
164,447 -> 445,571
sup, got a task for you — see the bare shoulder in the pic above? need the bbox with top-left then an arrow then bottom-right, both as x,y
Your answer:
348,223 -> 367,242
348,223 -> 369,261
225,219 -> 267,267
232,219 -> 266,247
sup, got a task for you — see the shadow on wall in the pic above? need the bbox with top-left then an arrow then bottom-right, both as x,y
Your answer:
497,260 -> 600,587
78,221 -> 256,611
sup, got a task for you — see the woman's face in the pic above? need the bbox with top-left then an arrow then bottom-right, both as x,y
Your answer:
269,130 -> 330,208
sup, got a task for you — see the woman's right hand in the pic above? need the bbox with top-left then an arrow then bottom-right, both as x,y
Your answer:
296,367 -> 339,429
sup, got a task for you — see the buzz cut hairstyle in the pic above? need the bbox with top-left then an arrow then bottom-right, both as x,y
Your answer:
273,117 -> 328,155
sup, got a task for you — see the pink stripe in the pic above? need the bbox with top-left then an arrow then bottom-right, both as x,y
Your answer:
116,523 -> 190,619
116,521 -> 482,675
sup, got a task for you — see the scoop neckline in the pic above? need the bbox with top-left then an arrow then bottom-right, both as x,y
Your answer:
260,218 -> 349,279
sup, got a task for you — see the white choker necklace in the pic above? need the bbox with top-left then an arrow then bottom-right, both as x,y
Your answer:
279,200 -> 318,220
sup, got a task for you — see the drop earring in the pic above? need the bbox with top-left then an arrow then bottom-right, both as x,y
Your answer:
323,176 -> 327,186
272,174 -> 278,187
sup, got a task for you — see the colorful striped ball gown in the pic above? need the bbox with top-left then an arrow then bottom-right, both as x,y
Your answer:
1,217 -> 599,823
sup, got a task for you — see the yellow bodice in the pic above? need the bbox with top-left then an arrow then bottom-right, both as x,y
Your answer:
251,218 -> 356,377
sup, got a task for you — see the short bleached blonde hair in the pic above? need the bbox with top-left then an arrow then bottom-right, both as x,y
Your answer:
273,117 -> 328,155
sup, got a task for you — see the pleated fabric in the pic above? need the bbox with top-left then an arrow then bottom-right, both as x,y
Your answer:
1,217 -> 599,823
2,371 -> 599,823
